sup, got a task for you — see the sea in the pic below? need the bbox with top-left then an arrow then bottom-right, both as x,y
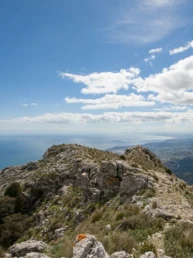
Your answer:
0,134 -> 175,170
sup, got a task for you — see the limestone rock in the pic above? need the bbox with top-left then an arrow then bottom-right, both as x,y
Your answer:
73,234 -> 110,258
54,226 -> 68,239
140,252 -> 156,258
110,251 -> 130,258
23,253 -> 50,258
120,172 -> 148,196
9,241 -> 49,257
154,209 -> 176,220
57,185 -> 70,195
156,249 -> 165,258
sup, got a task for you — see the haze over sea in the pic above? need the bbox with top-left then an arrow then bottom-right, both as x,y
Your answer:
0,134 -> 175,169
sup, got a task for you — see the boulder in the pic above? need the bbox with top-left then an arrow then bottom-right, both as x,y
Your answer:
73,234 -> 110,258
140,252 -> 156,258
110,251 -> 130,258
9,241 -> 49,257
120,172 -> 148,196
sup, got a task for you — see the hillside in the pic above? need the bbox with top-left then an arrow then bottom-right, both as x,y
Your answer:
1,144 -> 193,258
107,139 -> 193,185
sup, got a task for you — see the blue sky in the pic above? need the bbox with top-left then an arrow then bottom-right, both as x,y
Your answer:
1,0 -> 193,135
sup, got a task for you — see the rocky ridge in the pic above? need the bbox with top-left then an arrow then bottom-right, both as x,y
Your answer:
0,144 -> 193,258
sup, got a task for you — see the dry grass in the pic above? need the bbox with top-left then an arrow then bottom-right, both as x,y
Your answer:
165,222 -> 193,258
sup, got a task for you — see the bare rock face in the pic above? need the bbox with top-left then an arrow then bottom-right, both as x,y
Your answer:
9,240 -> 49,257
73,234 -> 110,258
79,159 -> 149,202
110,251 -> 130,258
120,171 -> 148,196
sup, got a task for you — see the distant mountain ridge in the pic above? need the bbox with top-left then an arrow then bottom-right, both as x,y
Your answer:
107,138 -> 193,185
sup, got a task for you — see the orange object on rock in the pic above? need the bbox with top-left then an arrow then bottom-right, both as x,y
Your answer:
77,234 -> 87,242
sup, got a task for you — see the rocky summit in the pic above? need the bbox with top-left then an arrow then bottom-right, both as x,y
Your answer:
0,144 -> 193,258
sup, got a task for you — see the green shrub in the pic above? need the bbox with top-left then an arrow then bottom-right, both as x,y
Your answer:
115,211 -> 125,221
91,211 -> 103,223
15,194 -> 25,213
0,196 -> 15,223
152,200 -> 158,209
4,182 -> 21,198
143,188 -> 156,198
0,213 -> 34,248
165,168 -> 172,175
120,155 -> 126,160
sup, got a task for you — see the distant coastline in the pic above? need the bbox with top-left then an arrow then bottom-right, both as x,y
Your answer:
0,133 -> 176,169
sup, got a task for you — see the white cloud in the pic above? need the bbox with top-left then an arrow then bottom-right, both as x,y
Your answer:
103,0 -> 185,44
154,105 -> 188,111
133,55 -> 193,105
61,55 -> 193,106
146,0 -> 181,7
4,110 -> 193,125
149,48 -> 162,54
22,103 -> 38,107
60,68 -> 140,94
170,40 -> 193,55
144,55 -> 156,65
65,94 -> 155,110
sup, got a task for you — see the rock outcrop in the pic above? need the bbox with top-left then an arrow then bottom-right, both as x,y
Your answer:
73,234 -> 110,258
9,240 -> 49,257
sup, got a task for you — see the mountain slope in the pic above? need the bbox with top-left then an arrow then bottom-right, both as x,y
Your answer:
1,144 -> 193,258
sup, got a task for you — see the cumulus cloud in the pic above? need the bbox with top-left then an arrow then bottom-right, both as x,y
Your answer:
61,55 -> 193,107
59,68 -> 140,94
133,55 -> 193,105
149,48 -> 162,54
170,40 -> 193,55
4,110 -> 193,125
65,94 -> 155,110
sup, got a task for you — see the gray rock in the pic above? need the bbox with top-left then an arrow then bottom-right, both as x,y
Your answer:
57,185 -> 70,195
54,226 -> 68,239
140,252 -> 156,258
154,209 -> 176,220
73,234 -> 110,258
110,251 -> 130,258
156,249 -> 164,258
9,241 -> 49,257
105,224 -> 111,231
101,161 -> 118,178
23,253 -> 50,258
120,172 -> 148,196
